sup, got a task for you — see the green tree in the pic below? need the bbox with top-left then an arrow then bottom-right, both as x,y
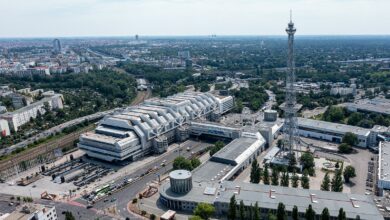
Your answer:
65,211 -> 76,220
248,204 -> 253,220
343,165 -> 356,183
338,208 -> 346,220
291,172 -> 299,188
331,164 -> 344,192
276,202 -> 286,220
189,216 -> 203,220
173,156 -> 193,171
191,158 -> 201,169
280,170 -> 289,187
228,195 -> 237,220
288,153 -> 297,172
194,203 -> 215,220
263,164 -> 270,185
250,159 -> 261,184
254,202 -> 260,220
321,172 -> 331,191
301,170 -> 310,189
305,205 -> 316,220
292,206 -> 298,220
300,152 -> 315,175
271,168 -> 279,186
323,106 -> 345,123
239,200 -> 245,220
321,208 -> 330,220
338,143 -> 353,154
268,212 -> 277,220
342,132 -> 358,146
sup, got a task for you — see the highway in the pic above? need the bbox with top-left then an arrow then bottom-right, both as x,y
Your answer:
80,140 -> 211,219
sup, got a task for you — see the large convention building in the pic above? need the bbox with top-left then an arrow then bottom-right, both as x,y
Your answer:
160,133 -> 383,220
78,92 -> 234,162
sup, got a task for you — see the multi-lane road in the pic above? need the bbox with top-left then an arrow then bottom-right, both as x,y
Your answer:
83,140 -> 211,219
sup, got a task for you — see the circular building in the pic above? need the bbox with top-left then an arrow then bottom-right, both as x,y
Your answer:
169,170 -> 192,194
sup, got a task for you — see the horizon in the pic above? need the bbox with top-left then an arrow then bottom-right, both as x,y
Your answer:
0,0 -> 389,37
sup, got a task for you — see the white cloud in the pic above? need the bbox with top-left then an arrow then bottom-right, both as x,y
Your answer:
0,0 -> 388,37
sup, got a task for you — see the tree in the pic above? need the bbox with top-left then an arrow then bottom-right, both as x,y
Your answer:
288,153 -> 297,172
323,106 -> 345,123
65,211 -> 76,220
150,214 -> 156,220
239,200 -> 245,220
321,172 -> 331,191
191,158 -> 201,169
271,168 -> 279,186
292,206 -> 298,220
338,208 -> 346,220
263,164 -> 270,185
189,216 -> 203,220
276,202 -> 286,220
338,143 -> 353,154
173,156 -> 193,171
248,204 -> 253,220
300,152 -> 315,175
301,170 -> 310,189
194,203 -> 215,220
228,195 -> 237,220
331,164 -> 344,192
268,212 -> 277,220
305,205 -> 316,220
342,132 -> 358,146
321,208 -> 330,220
250,160 -> 261,183
291,172 -> 299,188
280,170 -> 289,187
253,202 -> 260,220
343,165 -> 356,183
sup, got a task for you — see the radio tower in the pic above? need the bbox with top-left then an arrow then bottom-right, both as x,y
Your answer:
283,11 -> 299,159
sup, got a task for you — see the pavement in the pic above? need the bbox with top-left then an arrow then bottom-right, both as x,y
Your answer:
79,139 -> 212,219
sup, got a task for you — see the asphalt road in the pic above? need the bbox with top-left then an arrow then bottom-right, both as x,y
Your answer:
83,140 -> 211,219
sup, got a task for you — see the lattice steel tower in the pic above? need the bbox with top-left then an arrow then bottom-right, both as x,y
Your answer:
283,11 -> 299,156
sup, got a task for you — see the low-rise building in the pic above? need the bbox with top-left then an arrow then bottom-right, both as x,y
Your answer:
0,93 -> 64,132
341,98 -> 390,116
378,141 -> 390,196
297,117 -> 372,148
1,204 -> 57,220
0,119 -> 10,137
159,132 -> 382,220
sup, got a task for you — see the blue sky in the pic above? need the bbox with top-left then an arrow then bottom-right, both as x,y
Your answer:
0,0 -> 389,37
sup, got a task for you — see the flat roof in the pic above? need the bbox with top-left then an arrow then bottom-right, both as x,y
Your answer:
379,142 -> 390,182
170,170 -> 192,180
211,137 -> 257,163
215,181 -> 383,220
298,117 -> 371,137
341,98 -> 390,116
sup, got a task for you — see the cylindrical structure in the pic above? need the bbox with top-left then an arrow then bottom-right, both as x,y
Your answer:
169,170 -> 192,194
264,109 -> 277,122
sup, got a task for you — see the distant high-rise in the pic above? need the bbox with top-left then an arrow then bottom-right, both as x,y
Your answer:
135,34 -> 139,41
283,11 -> 299,157
52,39 -> 61,54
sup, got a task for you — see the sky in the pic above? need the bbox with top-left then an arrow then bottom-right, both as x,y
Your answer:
0,0 -> 389,37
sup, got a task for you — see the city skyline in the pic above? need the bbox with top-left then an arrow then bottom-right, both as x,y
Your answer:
0,0 -> 389,38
